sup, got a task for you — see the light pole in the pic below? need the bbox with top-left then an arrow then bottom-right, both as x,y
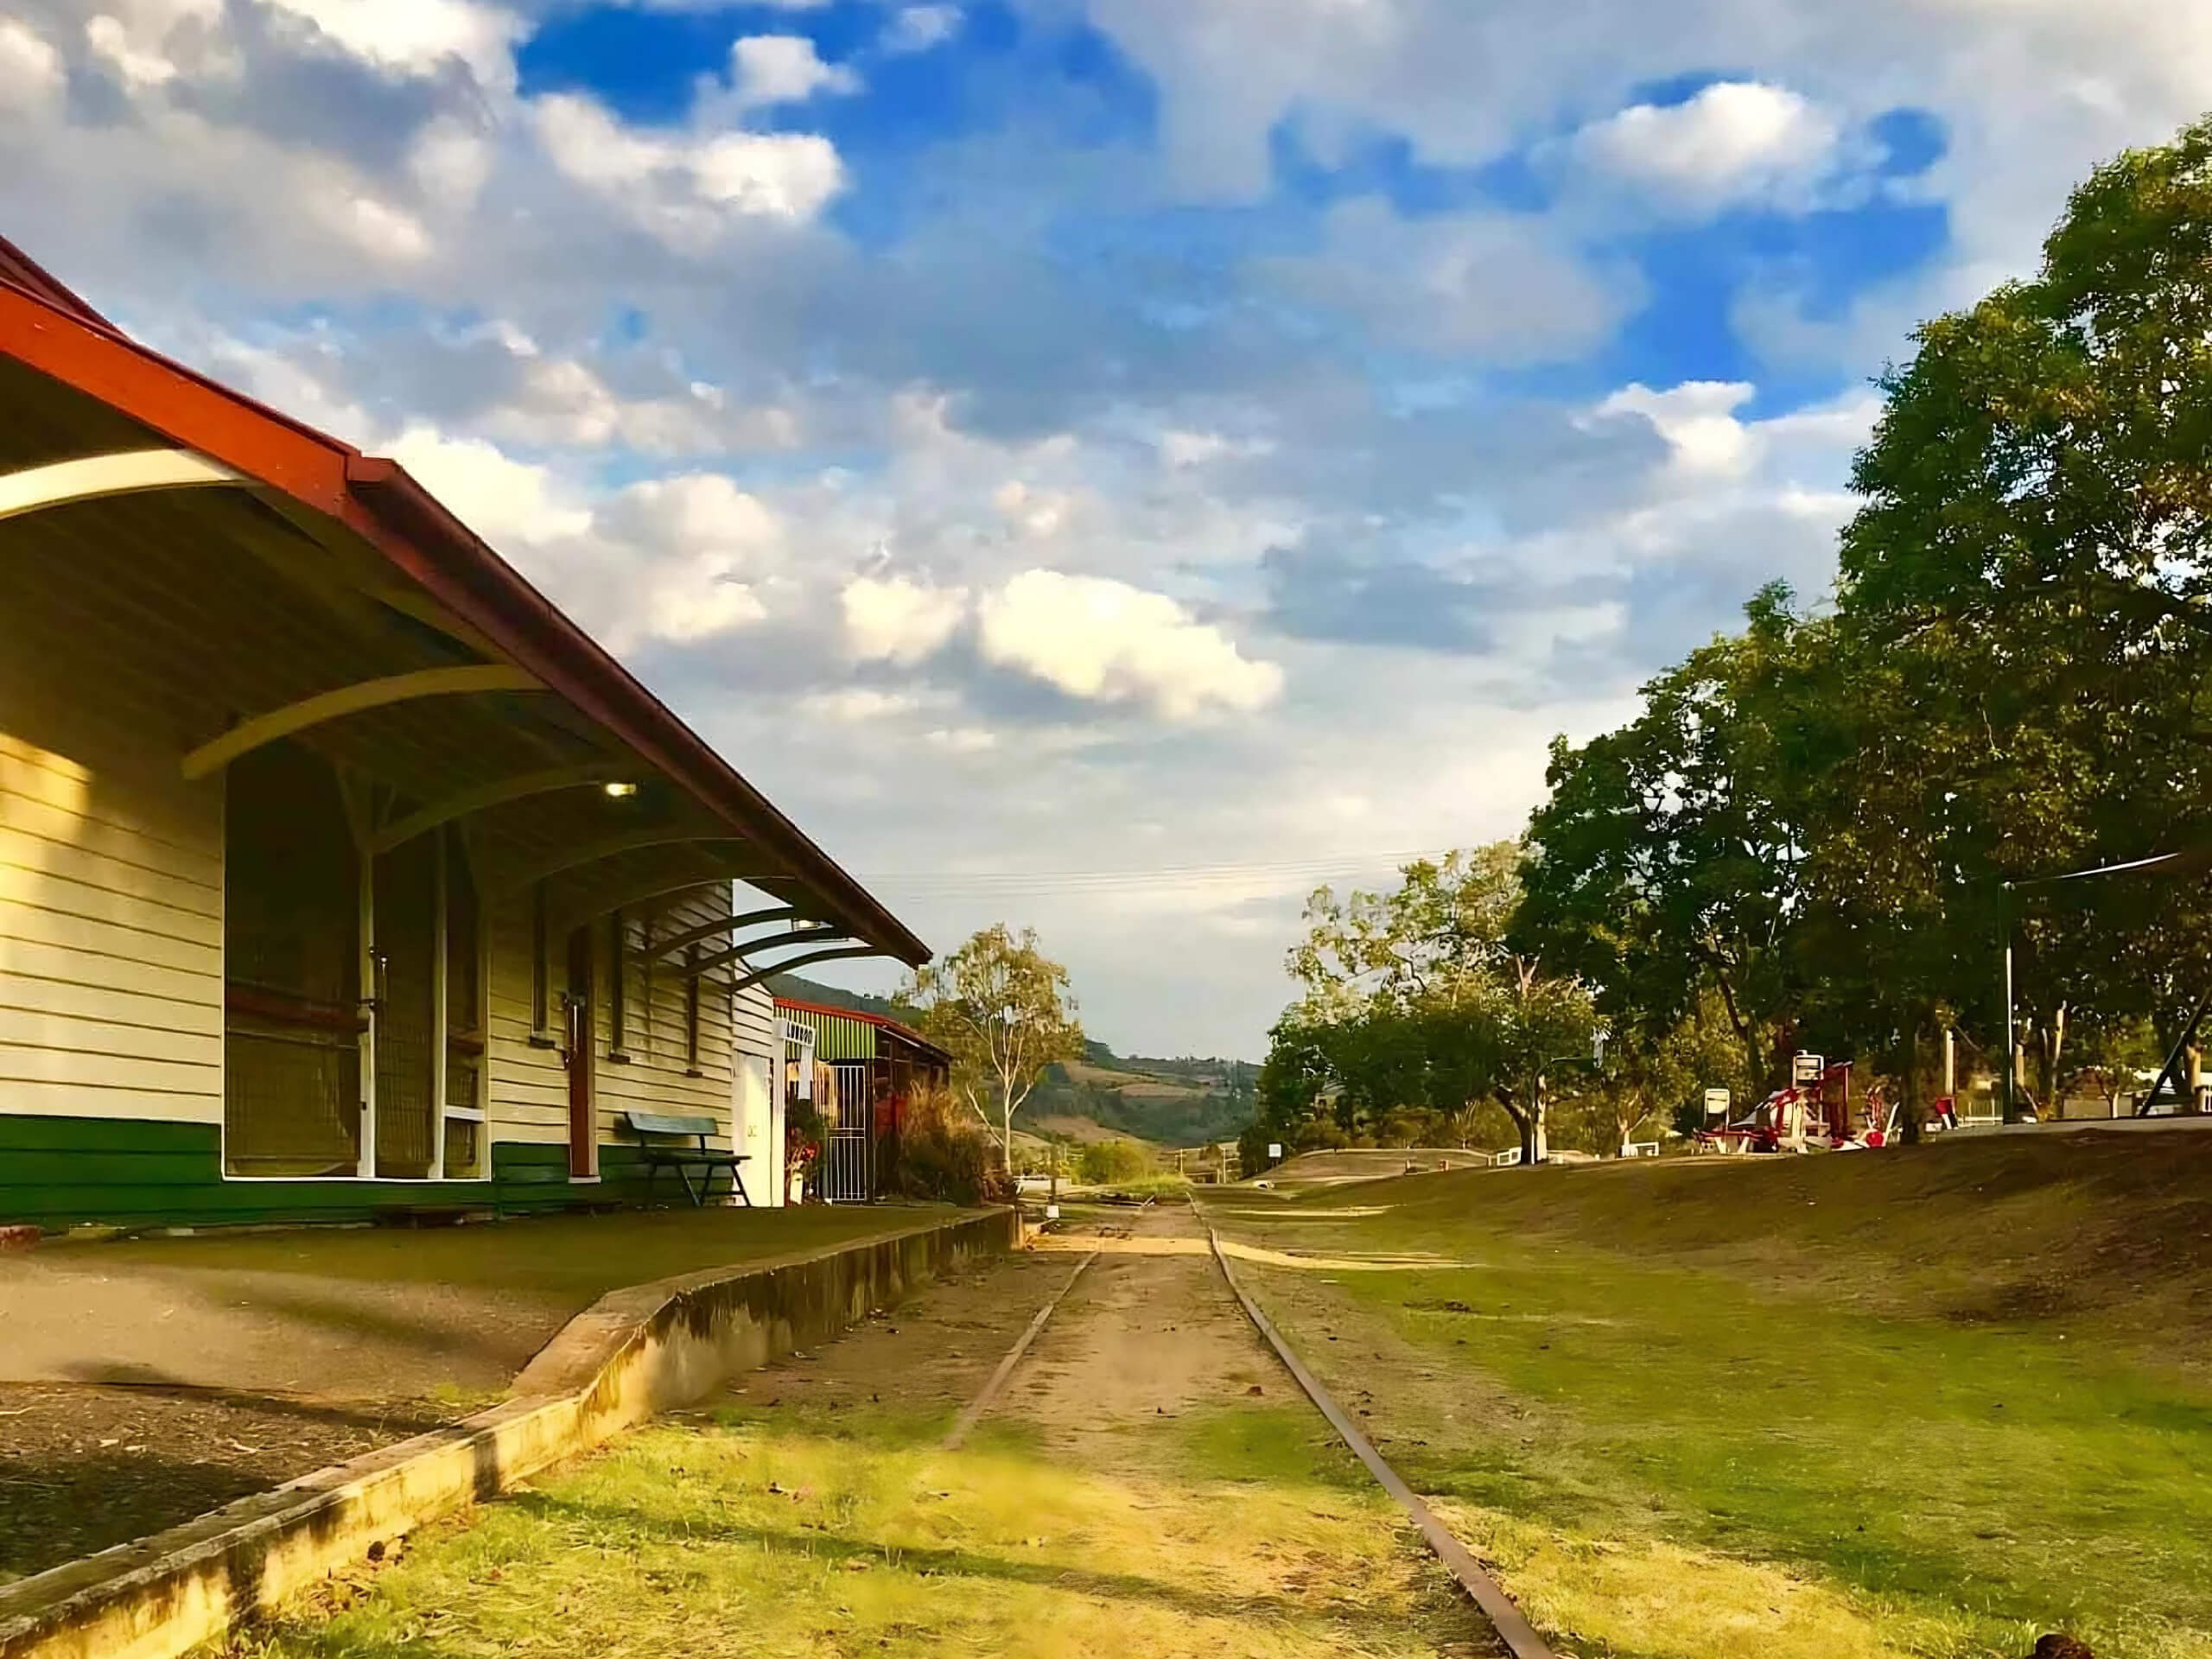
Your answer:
2000,849 -> 2196,1122
2001,880 -> 2017,1124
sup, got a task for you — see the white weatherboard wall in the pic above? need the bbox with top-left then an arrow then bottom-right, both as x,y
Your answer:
481,892 -> 569,1152
483,885 -> 748,1156
0,641 -> 226,1128
598,893 -> 737,1144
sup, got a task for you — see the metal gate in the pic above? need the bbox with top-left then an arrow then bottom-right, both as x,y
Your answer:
823,1060 -> 872,1202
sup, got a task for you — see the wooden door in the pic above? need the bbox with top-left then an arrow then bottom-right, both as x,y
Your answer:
564,925 -> 597,1178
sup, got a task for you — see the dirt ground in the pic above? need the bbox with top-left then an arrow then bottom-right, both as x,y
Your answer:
0,1384 -> 453,1586
722,1244 -> 1081,1421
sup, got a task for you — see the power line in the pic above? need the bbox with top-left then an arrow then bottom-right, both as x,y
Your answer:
2007,849 -> 2193,889
851,847 -> 1461,895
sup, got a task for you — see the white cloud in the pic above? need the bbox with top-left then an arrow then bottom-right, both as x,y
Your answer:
1264,200 -> 1634,364
1591,381 -> 1758,480
529,474 -> 787,650
978,569 -> 1284,720
1570,81 -> 1843,213
478,353 -> 790,455
385,425 -> 590,545
84,12 -> 181,87
257,0 -> 522,86
991,479 -> 1071,538
1160,429 -> 1275,469
802,687 -> 924,722
532,92 -> 845,245
884,5 -> 961,54
842,575 -> 968,665
326,193 -> 432,264
410,118 -> 493,212
645,578 -> 768,642
924,725 -> 996,753
0,21 -> 64,108
729,35 -> 858,108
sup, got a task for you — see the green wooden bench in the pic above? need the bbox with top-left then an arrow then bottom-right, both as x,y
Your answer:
621,1111 -> 752,1209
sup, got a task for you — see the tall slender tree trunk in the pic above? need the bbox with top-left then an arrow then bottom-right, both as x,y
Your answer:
1899,1013 -> 1923,1145
1712,970 -> 1766,1086
2033,1004 -> 2066,1120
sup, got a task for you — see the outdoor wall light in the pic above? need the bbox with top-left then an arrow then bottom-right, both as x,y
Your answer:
602,781 -> 639,799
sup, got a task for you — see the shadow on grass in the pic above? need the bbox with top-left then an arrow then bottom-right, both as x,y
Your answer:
504,1489 -> 1378,1630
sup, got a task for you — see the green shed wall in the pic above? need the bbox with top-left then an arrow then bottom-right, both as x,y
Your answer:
779,1007 -> 880,1063
0,1115 -> 725,1231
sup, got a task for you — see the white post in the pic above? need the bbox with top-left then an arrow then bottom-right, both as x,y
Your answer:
429,831 -> 448,1183
1942,1028 -> 1955,1099
358,848 -> 377,1179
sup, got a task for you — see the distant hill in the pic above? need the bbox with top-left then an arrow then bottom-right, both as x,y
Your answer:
771,982 -> 1258,1147
1029,1043 -> 1258,1148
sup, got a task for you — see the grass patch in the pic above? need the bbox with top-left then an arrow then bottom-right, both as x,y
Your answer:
220,1399 -> 1496,1659
1204,1139 -> 2212,1659
1174,1402 -> 1370,1491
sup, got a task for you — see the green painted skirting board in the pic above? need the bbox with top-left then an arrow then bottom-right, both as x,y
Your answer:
0,1116 -> 713,1230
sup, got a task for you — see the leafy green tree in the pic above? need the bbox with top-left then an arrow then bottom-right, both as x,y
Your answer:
1077,1139 -> 1151,1184
1520,587 -> 1821,1088
903,925 -> 1083,1169
1287,846 -> 1524,1018
1263,845 -> 1595,1166
1834,111 -> 2212,1084
1410,962 -> 1597,1165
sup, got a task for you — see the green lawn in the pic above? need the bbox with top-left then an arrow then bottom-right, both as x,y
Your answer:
1205,1139 -> 2212,1659
57,1205 -> 975,1301
216,1398 -> 1492,1659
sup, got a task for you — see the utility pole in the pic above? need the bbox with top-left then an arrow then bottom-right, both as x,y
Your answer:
2002,886 -> 2017,1125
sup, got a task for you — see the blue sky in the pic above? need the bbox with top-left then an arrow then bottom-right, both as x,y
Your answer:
2,0 -> 2205,1054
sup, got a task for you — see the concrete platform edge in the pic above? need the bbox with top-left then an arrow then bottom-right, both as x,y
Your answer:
0,1207 -> 1017,1659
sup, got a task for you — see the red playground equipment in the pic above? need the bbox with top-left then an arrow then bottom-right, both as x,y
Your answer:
1694,1060 -> 1904,1153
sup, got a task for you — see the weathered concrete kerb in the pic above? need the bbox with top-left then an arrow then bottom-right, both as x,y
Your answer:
0,1208 -> 1016,1659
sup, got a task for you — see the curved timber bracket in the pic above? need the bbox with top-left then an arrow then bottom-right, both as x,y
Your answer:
0,448 -> 241,524
684,922 -> 843,980
495,832 -> 755,896
655,906 -> 806,961
370,765 -> 623,855
729,944 -> 884,994
182,665 -> 543,780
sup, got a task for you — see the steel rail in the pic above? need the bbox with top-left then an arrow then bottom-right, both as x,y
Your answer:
1202,1215 -> 1557,1659
942,1249 -> 1098,1450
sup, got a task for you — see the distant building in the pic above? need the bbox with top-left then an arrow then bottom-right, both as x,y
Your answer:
773,998 -> 952,1202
